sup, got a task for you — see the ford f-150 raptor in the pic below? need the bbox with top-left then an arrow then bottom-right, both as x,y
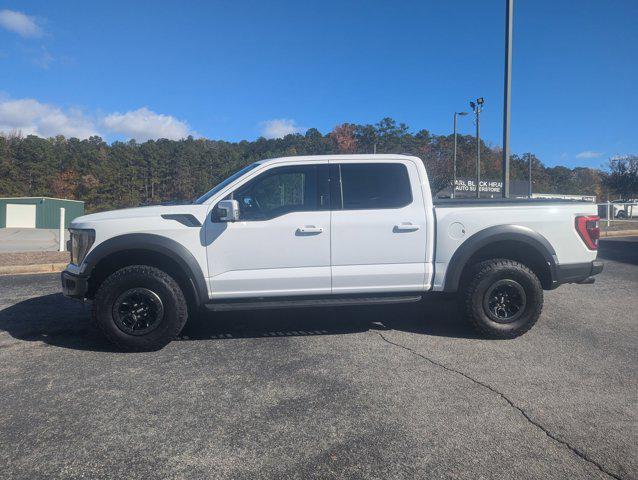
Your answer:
61,154 -> 603,350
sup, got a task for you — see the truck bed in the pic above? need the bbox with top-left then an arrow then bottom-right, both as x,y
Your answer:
431,199 -> 599,290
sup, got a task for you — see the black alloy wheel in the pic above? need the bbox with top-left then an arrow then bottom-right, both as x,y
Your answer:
483,279 -> 527,323
113,287 -> 165,335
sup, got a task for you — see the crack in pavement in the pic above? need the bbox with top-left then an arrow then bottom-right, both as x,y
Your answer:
373,331 -> 624,480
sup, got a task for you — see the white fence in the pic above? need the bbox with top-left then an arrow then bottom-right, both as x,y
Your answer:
598,201 -> 638,229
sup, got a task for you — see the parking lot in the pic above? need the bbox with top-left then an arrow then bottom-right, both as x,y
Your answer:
0,238 -> 636,480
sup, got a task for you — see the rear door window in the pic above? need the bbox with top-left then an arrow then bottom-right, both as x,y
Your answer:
338,163 -> 412,210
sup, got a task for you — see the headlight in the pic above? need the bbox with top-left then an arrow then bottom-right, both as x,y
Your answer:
69,229 -> 95,266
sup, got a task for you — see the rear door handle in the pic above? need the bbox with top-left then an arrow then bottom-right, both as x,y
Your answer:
394,223 -> 420,232
296,226 -> 323,234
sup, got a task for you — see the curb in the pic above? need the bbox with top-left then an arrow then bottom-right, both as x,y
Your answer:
0,262 -> 68,276
601,229 -> 638,238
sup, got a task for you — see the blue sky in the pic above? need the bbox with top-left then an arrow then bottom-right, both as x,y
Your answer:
0,0 -> 636,168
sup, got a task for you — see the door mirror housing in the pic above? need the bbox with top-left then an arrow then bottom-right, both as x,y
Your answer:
217,199 -> 240,222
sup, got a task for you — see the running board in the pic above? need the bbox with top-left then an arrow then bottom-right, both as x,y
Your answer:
204,295 -> 423,312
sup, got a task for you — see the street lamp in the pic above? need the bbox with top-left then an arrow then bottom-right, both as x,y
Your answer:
470,97 -> 484,198
453,111 -> 468,199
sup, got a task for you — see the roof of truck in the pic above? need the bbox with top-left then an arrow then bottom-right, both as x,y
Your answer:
255,153 -> 420,165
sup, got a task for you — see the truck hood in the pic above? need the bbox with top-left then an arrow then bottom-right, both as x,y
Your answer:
70,204 -> 207,226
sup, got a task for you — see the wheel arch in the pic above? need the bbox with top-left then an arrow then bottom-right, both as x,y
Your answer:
443,225 -> 557,292
83,233 -> 208,308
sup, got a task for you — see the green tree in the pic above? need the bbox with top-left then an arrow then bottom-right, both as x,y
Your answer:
0,119 -> 618,212
603,155 -> 638,199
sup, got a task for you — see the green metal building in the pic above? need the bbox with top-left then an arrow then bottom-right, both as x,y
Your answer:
0,197 -> 84,229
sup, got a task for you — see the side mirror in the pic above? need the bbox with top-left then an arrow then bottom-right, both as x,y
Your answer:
217,199 -> 240,222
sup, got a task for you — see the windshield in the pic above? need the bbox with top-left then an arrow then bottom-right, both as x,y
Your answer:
194,163 -> 260,204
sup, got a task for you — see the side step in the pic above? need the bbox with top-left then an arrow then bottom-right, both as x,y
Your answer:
204,295 -> 423,312
576,276 -> 596,284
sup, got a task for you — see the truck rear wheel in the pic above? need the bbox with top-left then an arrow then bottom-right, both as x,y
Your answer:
92,265 -> 188,351
463,259 -> 543,339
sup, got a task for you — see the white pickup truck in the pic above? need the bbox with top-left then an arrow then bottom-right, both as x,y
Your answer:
62,154 -> 603,350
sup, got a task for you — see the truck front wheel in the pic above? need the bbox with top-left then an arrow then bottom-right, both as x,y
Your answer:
92,265 -> 188,351
463,259 -> 543,339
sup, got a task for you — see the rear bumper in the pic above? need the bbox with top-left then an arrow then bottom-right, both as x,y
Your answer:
61,270 -> 89,299
552,260 -> 603,288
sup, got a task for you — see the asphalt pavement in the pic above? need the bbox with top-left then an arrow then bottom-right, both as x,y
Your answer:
0,238 -> 636,479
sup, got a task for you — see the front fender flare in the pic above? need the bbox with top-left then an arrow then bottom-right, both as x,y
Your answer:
82,233 -> 208,306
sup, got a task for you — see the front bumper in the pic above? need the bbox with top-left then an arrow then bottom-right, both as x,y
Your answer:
553,260 -> 603,287
61,270 -> 89,299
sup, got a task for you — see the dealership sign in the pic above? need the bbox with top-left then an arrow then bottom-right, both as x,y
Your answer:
454,178 -> 503,193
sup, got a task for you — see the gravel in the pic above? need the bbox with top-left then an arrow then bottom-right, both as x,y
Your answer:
0,251 -> 70,267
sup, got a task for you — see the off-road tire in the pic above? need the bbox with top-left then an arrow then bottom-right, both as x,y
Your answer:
463,259 -> 543,339
92,265 -> 188,351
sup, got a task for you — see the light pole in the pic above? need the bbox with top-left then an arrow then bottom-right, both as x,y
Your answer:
502,0 -> 514,197
453,111 -> 468,198
470,98 -> 484,198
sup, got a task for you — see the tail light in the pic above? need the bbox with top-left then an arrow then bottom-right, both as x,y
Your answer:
575,216 -> 600,250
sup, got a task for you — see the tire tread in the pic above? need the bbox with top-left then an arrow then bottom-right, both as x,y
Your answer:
92,265 -> 188,351
463,258 -> 543,339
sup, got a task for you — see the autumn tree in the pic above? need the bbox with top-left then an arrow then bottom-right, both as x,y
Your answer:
330,124 -> 357,153
50,170 -> 79,199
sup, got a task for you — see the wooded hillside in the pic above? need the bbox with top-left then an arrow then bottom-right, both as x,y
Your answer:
0,118 -> 606,212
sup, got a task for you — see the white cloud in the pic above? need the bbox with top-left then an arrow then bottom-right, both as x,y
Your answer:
103,107 -> 193,141
576,150 -> 603,159
0,10 -> 42,38
259,118 -> 303,139
0,98 -> 98,139
0,97 -> 195,142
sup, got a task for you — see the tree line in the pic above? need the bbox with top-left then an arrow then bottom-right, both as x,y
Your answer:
0,117 -> 631,213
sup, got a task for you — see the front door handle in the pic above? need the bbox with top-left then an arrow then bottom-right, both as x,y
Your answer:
296,226 -> 323,234
394,223 -> 420,232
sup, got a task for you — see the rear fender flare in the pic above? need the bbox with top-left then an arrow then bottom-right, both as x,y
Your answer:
442,225 -> 557,292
